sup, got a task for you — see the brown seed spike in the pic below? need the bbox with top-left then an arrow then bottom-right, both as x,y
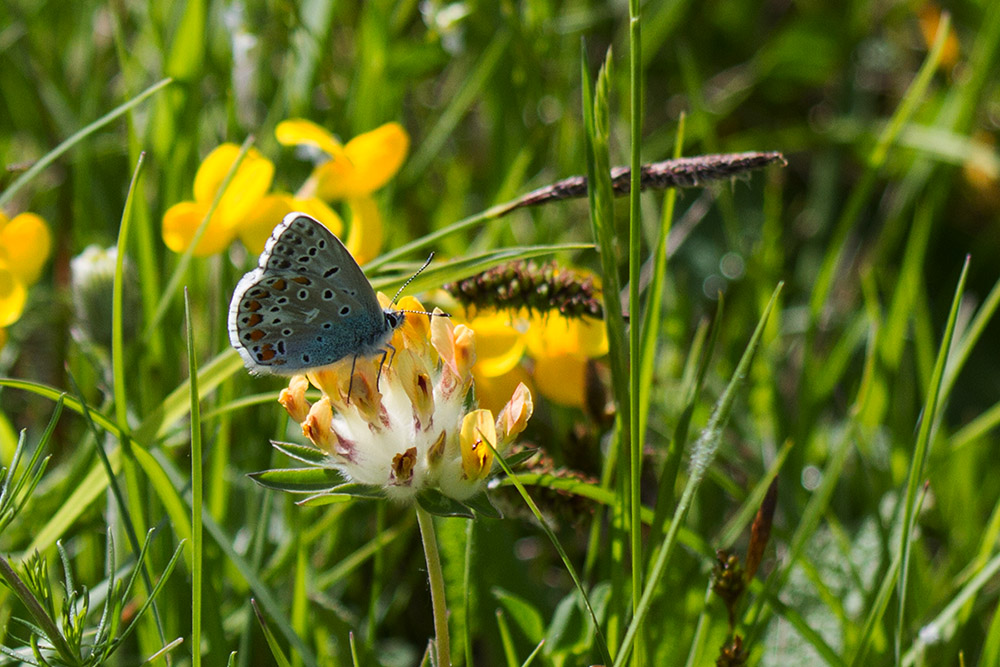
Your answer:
745,477 -> 778,582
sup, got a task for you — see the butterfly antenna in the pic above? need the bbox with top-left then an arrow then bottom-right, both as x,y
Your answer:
390,252 -> 435,306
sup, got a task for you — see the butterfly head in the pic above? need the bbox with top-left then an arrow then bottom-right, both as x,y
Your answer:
385,310 -> 405,331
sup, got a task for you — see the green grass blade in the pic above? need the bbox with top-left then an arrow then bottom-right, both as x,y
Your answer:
184,289 -> 204,667
251,600 -> 294,667
613,283 -> 783,667
488,442 -> 612,666
0,555 -> 78,665
369,243 -> 594,295
939,271 -> 1000,406
627,0 -> 644,635
402,29 -> 510,183
807,15 -> 950,323
113,152 -> 145,432
143,136 -> 256,342
638,114 -> 684,436
496,609 -> 519,667
848,484 -> 930,666
0,78 -> 170,208
895,256 -> 970,661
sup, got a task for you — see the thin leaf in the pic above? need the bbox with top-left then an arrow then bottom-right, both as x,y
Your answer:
417,489 -> 475,519
269,440 -> 331,466
0,78 -> 171,207
251,600 -> 293,667
247,467 -> 345,494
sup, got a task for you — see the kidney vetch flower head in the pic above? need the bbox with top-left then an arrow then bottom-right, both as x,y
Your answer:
274,294 -> 533,505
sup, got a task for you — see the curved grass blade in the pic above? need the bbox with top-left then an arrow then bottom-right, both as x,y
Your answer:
0,78 -> 171,208
251,599 -> 293,667
143,136 -> 256,341
894,256 -> 969,661
487,440 -> 612,665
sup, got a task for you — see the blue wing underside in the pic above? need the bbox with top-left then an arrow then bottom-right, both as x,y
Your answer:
229,214 -> 392,374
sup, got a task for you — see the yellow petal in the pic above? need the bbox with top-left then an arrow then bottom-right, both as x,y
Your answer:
345,197 -> 383,264
525,313 -> 608,359
431,315 -> 476,396
162,201 -> 236,256
473,364 -> 532,416
238,195 -> 345,254
193,144 -> 274,229
314,122 -> 409,200
0,263 -> 27,327
464,310 -> 527,378
275,119 -> 345,158
496,382 -> 533,443
532,353 -> 587,408
460,409 -> 497,480
342,123 -> 409,191
278,375 -> 312,423
1,213 -> 51,285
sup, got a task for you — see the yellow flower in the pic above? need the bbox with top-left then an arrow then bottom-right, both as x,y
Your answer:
238,194 -> 344,255
277,295 -> 532,503
0,262 -> 27,328
0,211 -> 52,328
276,120 -> 408,264
1,212 -> 52,286
276,120 -> 409,200
162,144 -> 275,256
463,308 -> 608,410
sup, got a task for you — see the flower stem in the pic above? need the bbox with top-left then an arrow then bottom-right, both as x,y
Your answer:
416,505 -> 451,667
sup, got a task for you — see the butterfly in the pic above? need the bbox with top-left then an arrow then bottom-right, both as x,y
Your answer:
228,212 -> 423,380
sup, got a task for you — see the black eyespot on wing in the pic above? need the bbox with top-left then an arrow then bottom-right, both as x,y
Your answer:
323,289 -> 334,299
297,289 -> 309,300
324,266 -> 340,278
340,306 -> 350,315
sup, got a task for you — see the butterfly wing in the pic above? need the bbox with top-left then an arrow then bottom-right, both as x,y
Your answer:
228,213 -> 392,374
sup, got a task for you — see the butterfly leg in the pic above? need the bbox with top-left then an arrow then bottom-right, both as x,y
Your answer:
375,344 -> 394,391
347,354 -> 358,404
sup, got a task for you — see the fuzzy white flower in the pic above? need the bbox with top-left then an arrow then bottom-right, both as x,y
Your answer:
278,295 -> 533,503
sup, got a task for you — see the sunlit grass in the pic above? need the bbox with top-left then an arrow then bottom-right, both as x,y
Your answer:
2,2 -> 999,666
